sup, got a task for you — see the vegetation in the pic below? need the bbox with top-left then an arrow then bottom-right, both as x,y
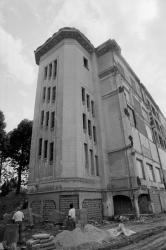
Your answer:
0,110 -> 32,195
0,110 -> 7,182
7,119 -> 33,194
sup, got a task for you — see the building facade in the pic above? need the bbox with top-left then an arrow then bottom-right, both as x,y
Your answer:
28,27 -> 166,220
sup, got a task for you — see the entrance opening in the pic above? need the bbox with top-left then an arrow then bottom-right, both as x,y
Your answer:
138,194 -> 151,214
113,195 -> 133,215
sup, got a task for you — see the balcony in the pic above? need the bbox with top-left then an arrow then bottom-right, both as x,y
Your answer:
108,177 -> 140,190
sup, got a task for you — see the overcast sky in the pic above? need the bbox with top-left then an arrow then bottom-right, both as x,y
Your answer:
0,0 -> 166,132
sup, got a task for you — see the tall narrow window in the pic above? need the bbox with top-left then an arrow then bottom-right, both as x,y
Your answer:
147,163 -> 155,182
38,138 -> 42,157
84,143 -> 89,171
87,94 -> 90,110
52,86 -> 56,103
42,87 -> 46,102
53,60 -> 57,78
82,87 -> 85,104
91,100 -> 95,116
47,87 -> 51,102
49,63 -> 52,78
46,111 -> 49,127
44,67 -> 47,79
90,149 -> 94,175
127,105 -> 136,127
44,140 -> 48,159
95,155 -> 99,176
49,142 -> 54,162
83,57 -> 89,69
40,110 -> 44,126
155,167 -> 161,183
88,120 -> 92,137
93,126 -> 97,143
51,111 -> 55,129
82,113 -> 87,131
136,159 -> 145,179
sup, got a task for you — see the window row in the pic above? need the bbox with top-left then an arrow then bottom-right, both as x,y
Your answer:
152,130 -> 166,151
42,86 -> 56,103
136,159 -> 162,183
82,113 -> 97,143
81,87 -> 95,116
38,138 -> 54,162
40,110 -> 55,129
84,143 -> 99,176
44,59 -> 57,80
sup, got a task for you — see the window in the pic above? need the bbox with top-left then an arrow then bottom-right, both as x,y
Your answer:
40,110 -> 44,126
155,167 -> 161,183
52,86 -> 56,103
49,63 -> 52,78
44,67 -> 47,79
83,57 -> 89,69
82,113 -> 87,131
146,125 -> 153,141
152,106 -> 156,116
47,87 -> 51,102
95,155 -> 99,176
49,142 -> 54,162
46,111 -> 49,127
124,89 -> 130,104
38,138 -> 42,157
82,87 -> 85,104
44,140 -> 48,159
142,108 -> 148,121
152,130 -> 158,144
147,163 -> 155,182
53,60 -> 57,78
159,136 -> 164,148
93,126 -> 97,143
127,105 -> 136,127
42,87 -> 46,102
136,159 -> 145,179
84,143 -> 89,171
51,111 -> 55,129
91,100 -> 95,116
86,94 -> 90,111
90,149 -> 94,175
88,120 -> 92,137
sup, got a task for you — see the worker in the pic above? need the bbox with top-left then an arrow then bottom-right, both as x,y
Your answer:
12,207 -> 24,244
68,203 -> 76,230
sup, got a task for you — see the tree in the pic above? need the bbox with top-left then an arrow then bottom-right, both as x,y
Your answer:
0,110 -> 7,182
7,119 -> 32,194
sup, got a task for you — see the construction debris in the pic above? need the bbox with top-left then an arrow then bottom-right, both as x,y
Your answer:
26,233 -> 55,250
53,223 -> 136,249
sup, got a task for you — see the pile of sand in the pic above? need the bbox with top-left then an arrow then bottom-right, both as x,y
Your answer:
54,224 -> 111,250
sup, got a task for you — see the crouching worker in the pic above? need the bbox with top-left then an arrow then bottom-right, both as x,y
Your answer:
12,207 -> 24,244
67,203 -> 76,230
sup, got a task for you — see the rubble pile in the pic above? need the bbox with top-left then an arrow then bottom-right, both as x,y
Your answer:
26,233 -> 55,250
53,224 -> 111,249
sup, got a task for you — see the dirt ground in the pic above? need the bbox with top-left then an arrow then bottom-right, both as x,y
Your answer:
1,213 -> 166,249
98,213 -> 166,250
22,213 -> 166,249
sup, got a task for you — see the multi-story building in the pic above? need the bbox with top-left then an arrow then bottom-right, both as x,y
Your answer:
28,27 -> 166,220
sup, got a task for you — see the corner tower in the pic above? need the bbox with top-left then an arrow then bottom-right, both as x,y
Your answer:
28,27 -> 107,220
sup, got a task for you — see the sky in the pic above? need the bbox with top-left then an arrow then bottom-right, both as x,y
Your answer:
0,0 -> 166,132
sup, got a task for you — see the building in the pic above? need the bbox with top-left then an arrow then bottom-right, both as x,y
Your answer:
28,27 -> 166,220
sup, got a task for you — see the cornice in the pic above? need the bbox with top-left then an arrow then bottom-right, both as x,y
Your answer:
99,65 -> 118,79
35,27 -> 94,65
96,39 -> 121,57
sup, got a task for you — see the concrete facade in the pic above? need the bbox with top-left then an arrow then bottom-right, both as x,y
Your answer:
28,27 -> 166,220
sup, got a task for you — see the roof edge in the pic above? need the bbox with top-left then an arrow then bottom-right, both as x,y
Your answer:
35,27 -> 94,65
